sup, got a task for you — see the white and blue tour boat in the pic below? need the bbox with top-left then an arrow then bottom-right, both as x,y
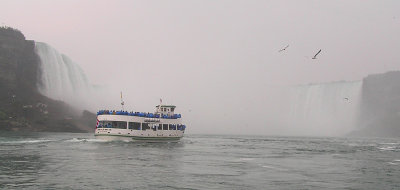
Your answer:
95,103 -> 186,141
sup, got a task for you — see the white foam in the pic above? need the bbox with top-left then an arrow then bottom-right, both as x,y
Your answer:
262,165 -> 276,169
1,139 -> 53,144
67,138 -> 88,142
12,160 -> 29,163
65,138 -> 106,143
378,146 -> 396,151
239,158 -> 255,161
380,143 -> 399,145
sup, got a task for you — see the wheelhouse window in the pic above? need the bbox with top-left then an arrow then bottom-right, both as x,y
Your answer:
128,122 -> 141,130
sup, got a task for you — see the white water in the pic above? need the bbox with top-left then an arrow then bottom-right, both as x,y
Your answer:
33,41 -> 363,136
284,81 -> 362,136
35,42 -> 91,100
34,42 -> 109,110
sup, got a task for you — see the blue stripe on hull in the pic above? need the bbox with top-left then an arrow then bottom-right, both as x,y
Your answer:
94,134 -> 182,141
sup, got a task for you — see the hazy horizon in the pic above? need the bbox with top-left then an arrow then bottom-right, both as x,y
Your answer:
1,0 -> 400,136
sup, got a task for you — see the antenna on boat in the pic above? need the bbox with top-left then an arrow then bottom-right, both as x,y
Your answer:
120,91 -> 125,110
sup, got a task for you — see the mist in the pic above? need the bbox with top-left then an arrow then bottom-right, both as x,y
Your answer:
2,0 -> 400,136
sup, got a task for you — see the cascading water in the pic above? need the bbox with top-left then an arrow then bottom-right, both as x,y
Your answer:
35,42 -> 94,109
284,81 -> 362,136
33,41 -> 364,136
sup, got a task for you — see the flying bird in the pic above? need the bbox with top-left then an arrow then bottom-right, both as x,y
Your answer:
312,49 -> 321,59
278,45 -> 289,52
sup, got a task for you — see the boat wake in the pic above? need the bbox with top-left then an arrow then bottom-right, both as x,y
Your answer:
65,138 -> 107,143
0,139 -> 54,144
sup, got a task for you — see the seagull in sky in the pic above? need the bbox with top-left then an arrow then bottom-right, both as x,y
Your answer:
278,45 -> 289,52
312,49 -> 321,59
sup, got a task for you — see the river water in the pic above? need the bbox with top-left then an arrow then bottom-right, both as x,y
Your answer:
0,132 -> 399,189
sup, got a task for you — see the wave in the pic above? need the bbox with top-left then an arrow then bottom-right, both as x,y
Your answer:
0,139 -> 54,144
378,146 -> 399,151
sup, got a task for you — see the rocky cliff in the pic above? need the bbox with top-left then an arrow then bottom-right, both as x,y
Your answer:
0,27 -> 95,132
349,71 -> 400,137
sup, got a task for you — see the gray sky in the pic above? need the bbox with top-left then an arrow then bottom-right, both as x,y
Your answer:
1,0 -> 400,135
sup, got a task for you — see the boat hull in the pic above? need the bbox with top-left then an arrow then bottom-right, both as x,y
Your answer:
94,134 -> 182,142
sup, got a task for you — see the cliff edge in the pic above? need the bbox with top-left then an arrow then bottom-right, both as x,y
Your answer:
349,71 -> 400,137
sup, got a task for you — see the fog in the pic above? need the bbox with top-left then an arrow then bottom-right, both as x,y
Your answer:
1,0 -> 400,136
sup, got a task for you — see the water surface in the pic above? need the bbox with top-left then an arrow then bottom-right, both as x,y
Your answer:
0,132 -> 399,189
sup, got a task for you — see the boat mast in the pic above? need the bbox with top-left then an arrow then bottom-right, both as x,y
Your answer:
158,98 -> 162,113
120,91 -> 125,110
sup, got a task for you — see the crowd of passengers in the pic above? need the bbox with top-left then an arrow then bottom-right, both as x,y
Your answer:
97,121 -> 186,131
97,110 -> 182,119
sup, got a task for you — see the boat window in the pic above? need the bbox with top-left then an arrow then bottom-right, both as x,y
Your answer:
99,121 -> 113,128
113,121 -> 127,129
152,124 -> 157,131
128,122 -> 141,130
169,124 -> 176,130
171,107 -> 175,112
100,121 -> 127,128
158,124 -> 162,130
163,124 -> 168,130
142,123 -> 150,131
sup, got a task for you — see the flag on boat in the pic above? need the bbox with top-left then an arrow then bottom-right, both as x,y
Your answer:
96,118 -> 99,128
160,98 -> 162,104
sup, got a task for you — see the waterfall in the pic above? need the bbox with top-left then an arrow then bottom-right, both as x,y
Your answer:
34,42 -> 94,109
285,81 -> 362,136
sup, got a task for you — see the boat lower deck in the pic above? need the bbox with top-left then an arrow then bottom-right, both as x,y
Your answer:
95,128 -> 184,142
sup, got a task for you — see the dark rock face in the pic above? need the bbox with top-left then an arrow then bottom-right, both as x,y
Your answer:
0,27 -> 95,132
350,71 -> 400,137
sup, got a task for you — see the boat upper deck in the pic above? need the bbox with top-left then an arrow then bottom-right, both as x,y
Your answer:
97,110 -> 182,119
